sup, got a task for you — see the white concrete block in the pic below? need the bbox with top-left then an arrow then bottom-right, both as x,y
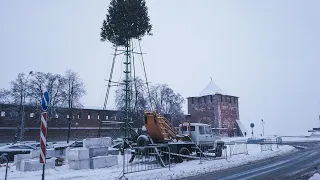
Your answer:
90,156 -> 107,169
108,148 -> 120,155
55,148 -> 66,157
46,148 -> 66,158
46,149 -> 55,158
16,158 -> 56,172
14,154 -> 32,164
89,147 -> 108,157
83,137 -> 112,148
30,149 -> 40,158
89,155 -> 118,169
105,155 -> 118,167
69,159 -> 90,170
67,148 -> 89,161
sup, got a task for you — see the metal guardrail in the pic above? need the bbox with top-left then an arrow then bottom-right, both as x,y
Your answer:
124,145 -> 171,175
261,139 -> 273,152
0,153 -> 9,180
276,137 -> 283,148
198,142 -> 228,163
228,143 -> 248,157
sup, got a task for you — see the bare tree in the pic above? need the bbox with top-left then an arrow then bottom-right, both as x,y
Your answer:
27,72 -> 46,121
28,72 -> 67,123
10,72 -> 32,141
115,81 -> 185,127
0,89 -> 10,104
115,77 -> 148,124
63,70 -> 86,143
45,73 -> 66,125
150,84 -> 185,126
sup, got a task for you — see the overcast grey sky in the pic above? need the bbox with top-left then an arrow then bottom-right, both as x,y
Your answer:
1,0 -> 320,136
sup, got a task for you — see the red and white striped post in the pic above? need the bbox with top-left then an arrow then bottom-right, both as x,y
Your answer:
40,112 -> 47,164
40,90 -> 49,180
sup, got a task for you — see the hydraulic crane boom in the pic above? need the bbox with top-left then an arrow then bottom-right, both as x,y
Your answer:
144,111 -> 178,142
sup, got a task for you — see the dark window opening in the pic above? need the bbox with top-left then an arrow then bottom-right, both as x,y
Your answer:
199,126 -> 205,134
181,126 -> 195,132
144,116 -> 148,124
210,95 -> 213,102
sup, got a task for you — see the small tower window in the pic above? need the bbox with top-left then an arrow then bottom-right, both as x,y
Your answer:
210,95 -> 213,102
1,111 -> 5,117
88,114 -> 91,119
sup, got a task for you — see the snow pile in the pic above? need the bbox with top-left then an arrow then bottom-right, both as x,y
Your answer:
282,136 -> 320,142
310,173 -> 320,180
2,144 -> 295,180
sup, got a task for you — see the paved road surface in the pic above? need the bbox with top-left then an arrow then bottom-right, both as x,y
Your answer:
181,142 -> 320,180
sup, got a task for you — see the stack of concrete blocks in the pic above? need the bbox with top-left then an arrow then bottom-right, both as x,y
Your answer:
67,148 -> 90,170
16,158 -> 56,172
15,149 -> 56,172
67,137 -> 118,170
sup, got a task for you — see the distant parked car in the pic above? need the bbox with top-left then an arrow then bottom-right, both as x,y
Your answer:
69,141 -> 83,148
30,143 -> 52,149
0,144 -> 36,162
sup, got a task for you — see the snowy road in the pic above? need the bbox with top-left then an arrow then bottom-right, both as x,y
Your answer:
182,142 -> 320,180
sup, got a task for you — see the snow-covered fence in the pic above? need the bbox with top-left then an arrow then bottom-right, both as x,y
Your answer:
261,139 -> 273,152
228,143 -> 248,157
276,137 -> 283,148
123,145 -> 171,175
198,142 -> 227,163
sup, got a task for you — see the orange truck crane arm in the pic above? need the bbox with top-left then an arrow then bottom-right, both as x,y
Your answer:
143,111 -> 178,142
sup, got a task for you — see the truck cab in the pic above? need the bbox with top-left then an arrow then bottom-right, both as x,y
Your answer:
178,123 -> 222,145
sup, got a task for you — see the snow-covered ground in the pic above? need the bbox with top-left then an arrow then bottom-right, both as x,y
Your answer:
282,136 -> 320,142
310,173 -> 320,180
0,144 -> 295,180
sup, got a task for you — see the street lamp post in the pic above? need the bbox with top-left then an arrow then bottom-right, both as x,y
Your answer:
261,119 -> 265,137
75,122 -> 79,140
20,71 -> 33,142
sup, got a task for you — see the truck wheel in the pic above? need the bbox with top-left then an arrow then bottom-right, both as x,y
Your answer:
137,135 -> 149,147
177,147 -> 190,163
215,145 -> 222,157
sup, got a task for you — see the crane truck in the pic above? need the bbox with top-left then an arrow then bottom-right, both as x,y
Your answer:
130,111 -> 225,164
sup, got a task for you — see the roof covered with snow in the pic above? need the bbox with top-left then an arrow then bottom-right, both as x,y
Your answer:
199,79 -> 224,96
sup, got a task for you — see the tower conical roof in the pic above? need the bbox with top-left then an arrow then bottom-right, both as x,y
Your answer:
199,79 -> 224,96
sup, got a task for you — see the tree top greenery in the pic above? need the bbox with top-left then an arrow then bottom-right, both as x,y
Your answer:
100,0 -> 152,46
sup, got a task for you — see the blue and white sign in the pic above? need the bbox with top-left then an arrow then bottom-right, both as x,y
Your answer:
41,91 -> 49,111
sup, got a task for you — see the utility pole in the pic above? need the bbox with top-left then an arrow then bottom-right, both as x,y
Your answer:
20,71 -> 33,142
261,119 -> 265,137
